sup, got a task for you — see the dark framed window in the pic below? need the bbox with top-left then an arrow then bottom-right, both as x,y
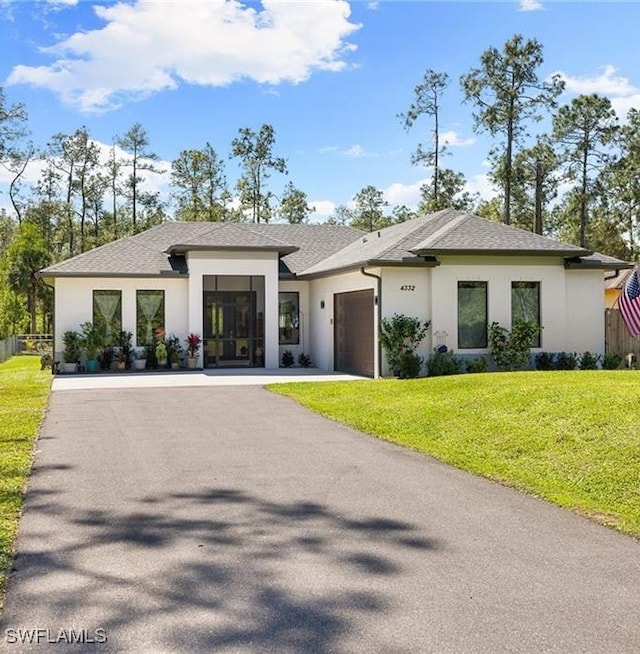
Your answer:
279,292 -> 299,345
458,281 -> 488,348
136,290 -> 165,346
512,281 -> 541,347
93,290 -> 122,345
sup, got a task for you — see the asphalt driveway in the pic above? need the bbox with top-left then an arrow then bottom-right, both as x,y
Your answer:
2,385 -> 640,653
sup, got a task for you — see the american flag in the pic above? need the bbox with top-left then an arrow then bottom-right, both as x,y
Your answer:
619,268 -> 640,337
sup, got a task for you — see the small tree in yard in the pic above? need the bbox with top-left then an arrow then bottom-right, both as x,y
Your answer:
488,319 -> 540,371
379,314 -> 430,378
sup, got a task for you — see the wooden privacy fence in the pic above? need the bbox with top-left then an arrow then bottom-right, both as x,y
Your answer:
0,336 -> 18,363
605,309 -> 640,355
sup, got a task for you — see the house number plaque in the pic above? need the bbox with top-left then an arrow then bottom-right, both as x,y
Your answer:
400,285 -> 415,291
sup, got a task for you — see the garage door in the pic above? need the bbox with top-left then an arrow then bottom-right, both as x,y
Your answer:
334,289 -> 375,377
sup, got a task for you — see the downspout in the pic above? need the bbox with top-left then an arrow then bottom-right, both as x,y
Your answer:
361,266 -> 382,379
604,270 -> 620,282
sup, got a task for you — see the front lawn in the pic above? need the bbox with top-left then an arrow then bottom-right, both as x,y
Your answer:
0,356 -> 51,604
270,371 -> 640,537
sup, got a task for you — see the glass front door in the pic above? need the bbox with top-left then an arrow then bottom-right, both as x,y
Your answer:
203,291 -> 261,367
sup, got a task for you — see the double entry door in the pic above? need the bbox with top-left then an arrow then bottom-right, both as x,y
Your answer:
203,291 -> 260,367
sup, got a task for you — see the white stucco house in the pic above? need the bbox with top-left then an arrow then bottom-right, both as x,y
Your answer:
39,209 -> 628,377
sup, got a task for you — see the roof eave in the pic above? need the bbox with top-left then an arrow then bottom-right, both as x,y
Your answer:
297,257 -> 439,280
36,271 -> 188,279
564,259 -> 634,270
165,244 -> 298,255
412,248 -> 591,257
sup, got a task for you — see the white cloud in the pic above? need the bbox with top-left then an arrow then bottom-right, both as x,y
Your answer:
465,173 -> 497,202
367,1 -> 380,10
0,157 -> 47,186
0,139 -> 172,199
440,130 -> 476,148
552,65 -> 640,120
319,145 -> 340,154
611,94 -> 640,120
344,144 -> 370,158
308,199 -> 336,221
554,65 -> 636,97
519,0 -> 543,11
382,179 -> 426,207
7,0 -> 360,113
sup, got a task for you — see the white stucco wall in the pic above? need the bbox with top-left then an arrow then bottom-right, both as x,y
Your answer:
53,276 -> 189,361
564,269 -> 605,354
186,251 -> 280,368
429,256 -> 604,356
52,253 -> 606,373
379,267 -> 432,376
308,270 -> 379,374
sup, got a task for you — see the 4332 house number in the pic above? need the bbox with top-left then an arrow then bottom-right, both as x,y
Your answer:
400,285 -> 415,291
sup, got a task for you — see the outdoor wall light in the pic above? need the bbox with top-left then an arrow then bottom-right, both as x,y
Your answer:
320,300 -> 325,309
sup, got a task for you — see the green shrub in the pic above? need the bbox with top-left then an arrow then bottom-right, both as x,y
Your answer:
465,357 -> 487,374
535,352 -> 555,371
396,352 -> 423,378
555,352 -> 577,370
62,330 -> 81,364
602,352 -> 623,370
579,351 -> 600,370
427,349 -> 462,377
297,353 -> 313,368
100,346 -> 115,371
281,350 -> 295,368
379,313 -> 430,377
489,320 -> 540,371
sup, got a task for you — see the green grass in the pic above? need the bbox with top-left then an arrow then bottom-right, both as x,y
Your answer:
0,356 -> 51,604
270,371 -> 640,537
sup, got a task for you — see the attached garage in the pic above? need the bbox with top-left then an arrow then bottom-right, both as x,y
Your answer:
334,289 -> 375,377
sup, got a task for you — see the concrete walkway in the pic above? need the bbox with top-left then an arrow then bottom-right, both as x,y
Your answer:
52,368 -> 365,391
2,385 -> 640,653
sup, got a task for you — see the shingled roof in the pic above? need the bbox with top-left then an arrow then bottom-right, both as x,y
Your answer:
40,210 -> 629,279
299,209 -> 609,277
40,221 -> 364,277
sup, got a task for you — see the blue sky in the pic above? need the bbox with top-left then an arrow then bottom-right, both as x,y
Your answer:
1,0 -> 640,220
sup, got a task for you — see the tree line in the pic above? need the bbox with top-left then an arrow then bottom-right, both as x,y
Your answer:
1,33 -> 639,337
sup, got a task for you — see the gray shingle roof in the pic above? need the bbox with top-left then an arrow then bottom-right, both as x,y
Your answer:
299,209 -> 592,277
40,221 -> 363,277
410,212 -> 590,255
40,211 -> 626,279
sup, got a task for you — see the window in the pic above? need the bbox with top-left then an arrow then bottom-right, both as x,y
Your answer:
93,290 -> 122,345
136,290 -> 165,346
279,292 -> 299,345
512,281 -> 541,347
458,281 -> 488,348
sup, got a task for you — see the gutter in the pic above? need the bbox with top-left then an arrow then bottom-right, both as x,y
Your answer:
604,270 -> 620,282
360,266 -> 382,379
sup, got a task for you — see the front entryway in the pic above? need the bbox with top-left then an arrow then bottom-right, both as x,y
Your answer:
203,291 -> 264,367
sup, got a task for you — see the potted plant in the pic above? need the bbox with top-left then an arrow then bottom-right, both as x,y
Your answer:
166,334 -> 182,369
62,330 -> 81,373
133,348 -> 147,370
155,341 -> 168,368
100,346 -> 115,371
117,331 -> 133,370
185,332 -> 201,369
79,322 -> 103,373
